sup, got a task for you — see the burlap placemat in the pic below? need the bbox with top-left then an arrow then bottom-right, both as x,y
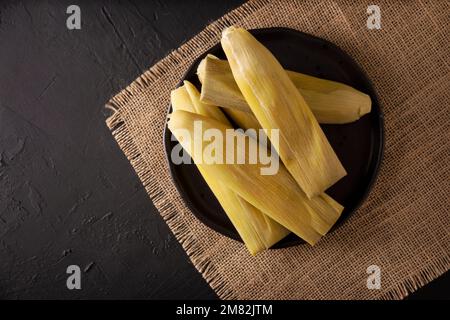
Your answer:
105,0 -> 449,299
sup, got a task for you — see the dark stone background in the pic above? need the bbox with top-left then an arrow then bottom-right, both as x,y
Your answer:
0,0 -> 448,300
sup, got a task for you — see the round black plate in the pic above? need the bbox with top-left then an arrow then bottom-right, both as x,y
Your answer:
163,28 -> 384,248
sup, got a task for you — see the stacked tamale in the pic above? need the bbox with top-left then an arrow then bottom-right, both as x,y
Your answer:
168,27 -> 371,255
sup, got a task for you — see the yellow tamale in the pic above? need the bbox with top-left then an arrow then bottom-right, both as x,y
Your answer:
183,80 -> 230,124
197,54 -> 371,124
221,27 -> 347,198
168,110 -> 344,245
170,84 -> 289,255
223,108 -> 261,130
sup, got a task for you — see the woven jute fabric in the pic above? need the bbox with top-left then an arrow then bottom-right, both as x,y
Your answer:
105,0 -> 449,299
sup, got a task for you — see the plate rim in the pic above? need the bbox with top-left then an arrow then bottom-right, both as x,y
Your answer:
163,27 -> 385,248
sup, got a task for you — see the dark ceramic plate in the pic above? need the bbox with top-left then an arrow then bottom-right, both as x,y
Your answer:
163,28 -> 384,248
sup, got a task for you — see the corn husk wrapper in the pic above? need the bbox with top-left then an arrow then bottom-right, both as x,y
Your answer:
197,54 -> 371,124
221,27 -> 347,198
168,110 -> 344,245
170,83 -> 289,255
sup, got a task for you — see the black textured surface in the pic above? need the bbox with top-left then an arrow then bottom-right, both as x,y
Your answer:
0,0 -> 447,300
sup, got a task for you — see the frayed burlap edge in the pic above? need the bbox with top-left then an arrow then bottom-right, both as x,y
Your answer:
379,256 -> 449,300
106,112 -> 236,298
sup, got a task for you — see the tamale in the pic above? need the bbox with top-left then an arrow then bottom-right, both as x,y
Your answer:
197,54 -> 371,124
223,108 -> 261,130
221,27 -> 347,198
170,85 -> 196,113
168,110 -> 344,245
170,84 -> 289,255
183,80 -> 230,124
